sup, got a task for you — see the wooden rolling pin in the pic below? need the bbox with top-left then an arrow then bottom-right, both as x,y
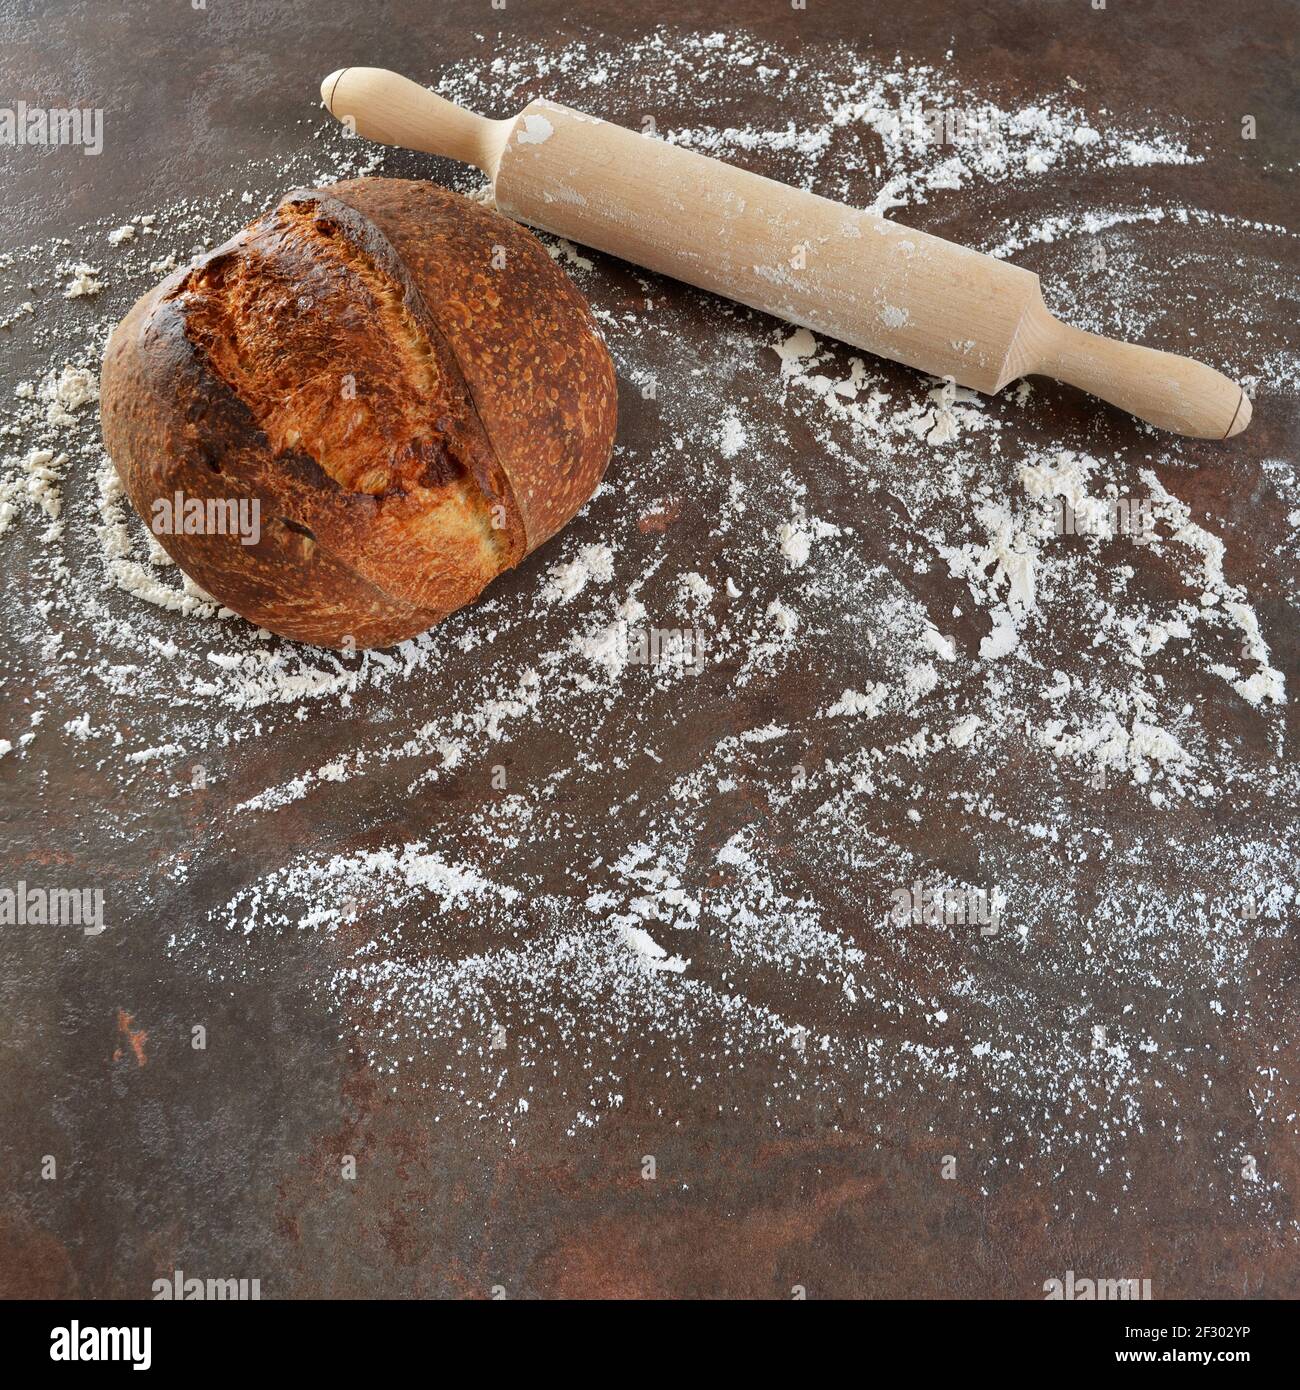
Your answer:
320,67 -> 1251,440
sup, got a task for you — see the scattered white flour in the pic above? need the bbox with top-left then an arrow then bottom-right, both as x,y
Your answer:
44,364 -> 100,422
925,377 -> 963,445
826,685 -> 888,718
717,412 -> 747,458
542,541 -> 616,603
778,520 -> 812,569
63,264 -> 103,299
616,923 -> 689,974
1,28 -> 1296,1232
948,714 -> 982,747
544,236 -> 594,270
677,570 -> 714,608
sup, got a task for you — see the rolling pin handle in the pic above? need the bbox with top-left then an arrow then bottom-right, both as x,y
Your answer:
1019,304 -> 1252,440
320,67 -> 512,178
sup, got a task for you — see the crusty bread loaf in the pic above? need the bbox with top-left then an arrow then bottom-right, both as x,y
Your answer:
100,178 -> 618,648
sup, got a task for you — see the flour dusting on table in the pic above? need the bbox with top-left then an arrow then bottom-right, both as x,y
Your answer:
1,31 -> 1297,1226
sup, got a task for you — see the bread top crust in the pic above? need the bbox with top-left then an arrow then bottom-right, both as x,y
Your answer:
323,178 -> 618,551
103,273 -> 459,648
100,179 -> 617,648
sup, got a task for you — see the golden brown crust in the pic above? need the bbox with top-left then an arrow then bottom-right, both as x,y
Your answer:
324,178 -> 619,551
100,178 -> 618,648
103,275 -> 449,648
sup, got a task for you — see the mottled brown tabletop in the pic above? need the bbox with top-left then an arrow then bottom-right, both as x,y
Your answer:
1,0 -> 1297,1300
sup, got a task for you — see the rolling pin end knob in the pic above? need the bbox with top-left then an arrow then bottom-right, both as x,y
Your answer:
320,69 -> 350,113
1223,389 -> 1252,439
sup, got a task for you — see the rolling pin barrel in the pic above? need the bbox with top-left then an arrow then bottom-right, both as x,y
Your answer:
493,99 -> 1038,395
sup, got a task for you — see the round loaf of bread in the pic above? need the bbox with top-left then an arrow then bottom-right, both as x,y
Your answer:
100,178 -> 618,648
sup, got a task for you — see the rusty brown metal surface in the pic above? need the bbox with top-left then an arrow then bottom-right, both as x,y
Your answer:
1,0 -> 1297,1300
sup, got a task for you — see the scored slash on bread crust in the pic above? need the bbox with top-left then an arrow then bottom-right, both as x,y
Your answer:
178,194 -> 523,626
100,178 -> 618,649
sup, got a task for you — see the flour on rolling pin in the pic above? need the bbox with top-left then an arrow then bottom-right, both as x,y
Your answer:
321,67 -> 1251,440
493,97 -> 1034,393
